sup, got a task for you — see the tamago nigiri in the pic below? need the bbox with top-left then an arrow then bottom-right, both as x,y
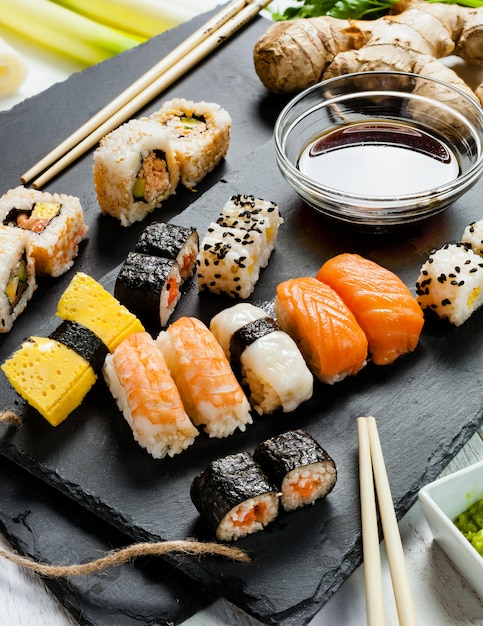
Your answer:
316,253 -> 424,365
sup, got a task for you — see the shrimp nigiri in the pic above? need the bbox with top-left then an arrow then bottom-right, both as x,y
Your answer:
103,331 -> 198,458
274,276 -> 368,384
316,253 -> 424,365
157,316 -> 252,438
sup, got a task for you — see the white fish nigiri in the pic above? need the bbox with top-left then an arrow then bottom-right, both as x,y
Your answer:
210,303 -> 313,415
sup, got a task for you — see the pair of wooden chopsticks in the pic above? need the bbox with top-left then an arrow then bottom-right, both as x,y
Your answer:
21,0 -> 272,189
357,416 -> 418,626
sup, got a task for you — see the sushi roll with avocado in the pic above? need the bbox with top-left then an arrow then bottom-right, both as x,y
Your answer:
93,118 -> 180,227
0,186 -> 88,277
190,451 -> 280,541
114,252 -> 182,329
210,302 -> 313,415
253,430 -> 337,512
0,225 -> 36,332
415,242 -> 483,326
150,98 -> 231,190
134,221 -> 199,282
1,320 -> 108,426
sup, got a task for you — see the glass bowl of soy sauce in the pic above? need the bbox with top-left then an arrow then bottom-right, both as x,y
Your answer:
274,71 -> 483,230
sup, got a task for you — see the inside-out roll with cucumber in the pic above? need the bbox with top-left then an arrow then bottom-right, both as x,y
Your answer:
0,225 -> 36,332
210,302 -> 313,415
253,430 -> 337,512
0,186 -> 88,277
93,118 -> 180,227
150,98 -> 231,190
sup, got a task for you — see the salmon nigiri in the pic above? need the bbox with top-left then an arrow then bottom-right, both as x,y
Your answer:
103,332 -> 198,459
274,276 -> 368,384
156,316 -> 252,438
316,253 -> 424,366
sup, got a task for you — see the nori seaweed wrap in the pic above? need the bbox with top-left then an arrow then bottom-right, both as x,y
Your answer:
190,451 -> 280,541
114,252 -> 182,329
134,222 -> 199,281
254,430 -> 337,511
49,320 -> 108,375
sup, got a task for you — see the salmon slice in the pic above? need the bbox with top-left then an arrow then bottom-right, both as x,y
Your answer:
274,276 -> 368,384
316,253 -> 424,365
157,316 -> 252,438
103,331 -> 198,458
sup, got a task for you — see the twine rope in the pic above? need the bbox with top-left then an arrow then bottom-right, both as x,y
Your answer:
0,410 -> 22,428
0,539 -> 250,577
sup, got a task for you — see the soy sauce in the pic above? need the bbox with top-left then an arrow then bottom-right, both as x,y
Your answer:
297,121 -> 460,197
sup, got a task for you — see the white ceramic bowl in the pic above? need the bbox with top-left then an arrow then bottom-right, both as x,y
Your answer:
418,460 -> 483,597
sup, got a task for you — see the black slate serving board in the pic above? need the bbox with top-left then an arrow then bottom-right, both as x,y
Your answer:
1,7 -> 483,626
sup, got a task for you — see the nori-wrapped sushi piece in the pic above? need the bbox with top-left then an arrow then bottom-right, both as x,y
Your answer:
190,451 -> 280,541
134,222 -> 199,282
114,252 -> 182,329
49,320 -> 109,375
254,430 -> 337,511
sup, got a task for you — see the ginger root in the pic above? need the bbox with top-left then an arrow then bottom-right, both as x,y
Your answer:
253,0 -> 483,104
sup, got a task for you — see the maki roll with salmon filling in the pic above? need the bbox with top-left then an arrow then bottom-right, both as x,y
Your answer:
103,332 -> 198,459
93,118 -> 180,227
1,320 -> 108,426
114,252 -> 182,329
134,221 -> 199,282
253,430 -> 337,512
210,303 -> 313,415
156,316 -> 252,438
0,226 -> 36,332
190,452 -> 280,541
150,98 -> 231,189
0,186 -> 88,277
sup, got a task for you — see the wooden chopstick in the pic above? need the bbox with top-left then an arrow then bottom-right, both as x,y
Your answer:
358,417 -> 386,625
21,0 -> 272,188
358,416 -> 418,626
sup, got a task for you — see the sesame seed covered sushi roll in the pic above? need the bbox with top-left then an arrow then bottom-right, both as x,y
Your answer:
150,98 -> 231,189
93,118 -> 180,227
415,242 -> 483,326
134,221 -> 199,281
1,320 -> 108,426
253,430 -> 337,512
190,451 -> 280,541
103,332 -> 198,459
210,303 -> 313,415
0,186 -> 88,277
196,195 -> 282,299
0,225 -> 36,332
156,316 -> 252,438
114,252 -> 182,329
462,219 -> 483,257
274,277 -> 368,384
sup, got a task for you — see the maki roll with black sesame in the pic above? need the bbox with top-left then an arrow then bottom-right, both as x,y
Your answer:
253,430 -> 337,512
196,195 -> 283,299
93,118 -> 180,227
134,221 -> 199,282
462,219 -> 483,256
114,252 -> 182,329
416,242 -> 483,326
190,451 -> 280,541
210,302 -> 313,415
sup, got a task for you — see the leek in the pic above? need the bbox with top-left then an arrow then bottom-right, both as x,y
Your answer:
50,0 -> 199,39
0,0 -> 141,67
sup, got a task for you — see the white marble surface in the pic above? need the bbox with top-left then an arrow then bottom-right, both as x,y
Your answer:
1,3 -> 483,625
